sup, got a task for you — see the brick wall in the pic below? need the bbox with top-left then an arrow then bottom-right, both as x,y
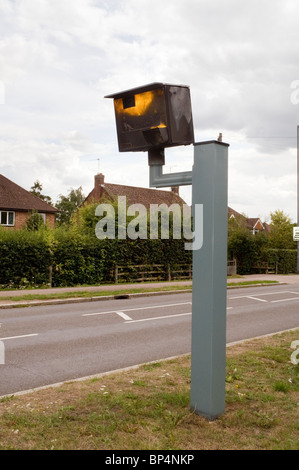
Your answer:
3,211 -> 56,230
85,173 -> 105,205
15,211 -> 29,229
46,213 -> 55,229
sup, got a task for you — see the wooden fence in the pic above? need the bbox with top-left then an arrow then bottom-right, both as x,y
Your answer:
114,264 -> 192,283
114,261 -> 236,283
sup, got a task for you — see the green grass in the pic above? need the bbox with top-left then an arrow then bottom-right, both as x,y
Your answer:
227,280 -> 279,287
0,329 -> 298,450
0,285 -> 191,302
0,280 -> 279,304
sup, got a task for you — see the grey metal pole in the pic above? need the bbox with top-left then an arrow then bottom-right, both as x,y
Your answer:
190,140 -> 229,420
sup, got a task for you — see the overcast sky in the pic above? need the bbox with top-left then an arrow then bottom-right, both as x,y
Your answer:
1,0 -> 299,222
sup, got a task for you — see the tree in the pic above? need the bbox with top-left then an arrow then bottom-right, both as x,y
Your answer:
71,201 -> 99,235
25,211 -> 45,231
268,209 -> 296,249
55,187 -> 85,226
30,180 -> 53,205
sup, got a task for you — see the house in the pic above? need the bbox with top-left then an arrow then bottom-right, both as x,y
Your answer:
84,173 -> 187,208
228,206 -> 269,234
246,217 -> 265,234
0,174 -> 58,229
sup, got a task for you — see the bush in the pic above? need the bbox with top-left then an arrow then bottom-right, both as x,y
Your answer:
228,229 -> 258,274
266,249 -> 297,274
0,224 -> 192,288
0,229 -> 52,287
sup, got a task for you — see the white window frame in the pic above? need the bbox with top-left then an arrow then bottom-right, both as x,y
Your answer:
39,213 -> 46,223
0,210 -> 15,226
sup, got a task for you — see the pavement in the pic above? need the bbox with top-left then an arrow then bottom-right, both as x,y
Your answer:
0,273 -> 298,309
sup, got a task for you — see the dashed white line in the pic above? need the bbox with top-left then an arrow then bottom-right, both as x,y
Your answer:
229,290 -> 299,305
0,334 -> 38,341
246,296 -> 268,302
115,311 -> 133,321
124,312 -> 192,324
82,302 -> 192,317
229,291 -> 293,299
270,297 -> 299,303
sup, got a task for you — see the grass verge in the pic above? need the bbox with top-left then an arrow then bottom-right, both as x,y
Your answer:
227,280 -> 279,287
0,285 -> 191,302
0,280 -> 278,303
0,329 -> 298,450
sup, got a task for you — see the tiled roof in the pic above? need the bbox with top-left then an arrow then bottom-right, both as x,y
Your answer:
228,206 -> 245,219
228,206 -> 267,231
0,174 -> 58,213
87,182 -> 187,208
246,217 -> 264,230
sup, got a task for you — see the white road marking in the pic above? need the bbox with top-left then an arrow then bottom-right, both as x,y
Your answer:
115,311 -> 133,321
82,302 -> 192,317
229,291 -> 293,299
270,297 -> 299,303
246,296 -> 268,302
125,312 -> 192,324
229,290 -> 299,305
0,334 -> 38,341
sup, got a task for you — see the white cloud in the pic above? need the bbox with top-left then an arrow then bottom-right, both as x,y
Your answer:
0,0 -> 298,221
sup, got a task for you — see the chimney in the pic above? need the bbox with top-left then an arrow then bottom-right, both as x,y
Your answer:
94,173 -> 105,200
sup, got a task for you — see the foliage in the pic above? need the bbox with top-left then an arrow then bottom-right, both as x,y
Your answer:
0,201 -> 192,287
228,209 -> 296,274
29,180 -> 53,205
0,228 -> 53,287
266,249 -> 297,274
51,228 -> 106,286
228,224 -> 260,274
267,209 -> 296,250
0,205 -> 297,288
25,211 -> 45,231
55,187 -> 85,226
71,201 -> 99,235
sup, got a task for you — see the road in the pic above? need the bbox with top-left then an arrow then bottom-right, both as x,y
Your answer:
0,284 -> 298,396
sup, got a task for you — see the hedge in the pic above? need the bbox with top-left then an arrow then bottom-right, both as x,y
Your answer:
266,249 -> 297,274
0,229 -> 52,287
0,228 -> 192,288
0,228 -> 296,289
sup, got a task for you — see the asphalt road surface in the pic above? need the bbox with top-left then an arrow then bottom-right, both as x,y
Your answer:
0,284 -> 298,396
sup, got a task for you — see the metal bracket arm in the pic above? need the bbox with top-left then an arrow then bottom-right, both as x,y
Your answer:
148,148 -> 192,188
149,165 -> 192,188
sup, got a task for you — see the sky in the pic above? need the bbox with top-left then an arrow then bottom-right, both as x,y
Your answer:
0,0 -> 299,223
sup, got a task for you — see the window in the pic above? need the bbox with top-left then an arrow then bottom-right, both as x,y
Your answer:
0,211 -> 15,226
39,213 -> 46,223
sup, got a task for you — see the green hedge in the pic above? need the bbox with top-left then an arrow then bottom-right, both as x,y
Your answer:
266,249 -> 297,274
0,229 -> 192,288
0,229 -> 52,287
1,227 -> 295,289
